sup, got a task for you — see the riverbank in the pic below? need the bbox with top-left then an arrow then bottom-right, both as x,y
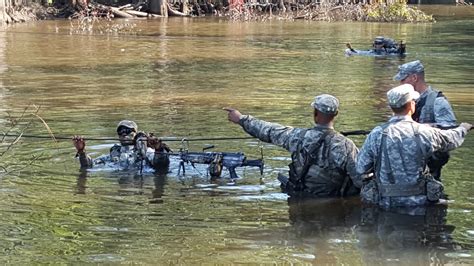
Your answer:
1,1 -> 436,24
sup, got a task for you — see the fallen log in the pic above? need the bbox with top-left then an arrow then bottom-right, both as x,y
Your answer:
148,13 -> 164,18
118,3 -> 133,10
110,7 -> 135,18
124,10 -> 149,17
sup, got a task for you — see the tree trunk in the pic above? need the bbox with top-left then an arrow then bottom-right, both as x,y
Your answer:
0,0 -> 11,24
279,0 -> 286,12
149,0 -> 168,16
181,0 -> 189,15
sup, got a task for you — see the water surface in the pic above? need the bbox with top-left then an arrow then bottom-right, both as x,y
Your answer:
0,12 -> 473,264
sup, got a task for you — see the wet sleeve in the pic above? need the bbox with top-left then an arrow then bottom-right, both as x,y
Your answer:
239,115 -> 303,152
92,154 -> 110,165
433,97 -> 457,128
421,126 -> 467,154
77,152 -> 93,168
356,130 -> 378,175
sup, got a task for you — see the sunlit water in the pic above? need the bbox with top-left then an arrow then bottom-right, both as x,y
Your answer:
0,9 -> 473,264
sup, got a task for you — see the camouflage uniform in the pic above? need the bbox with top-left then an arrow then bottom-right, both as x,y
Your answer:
238,94 -> 362,197
394,60 -> 457,180
79,144 -> 150,170
77,120 -> 170,172
357,85 -> 469,208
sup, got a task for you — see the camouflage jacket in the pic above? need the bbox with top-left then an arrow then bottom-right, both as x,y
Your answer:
357,115 -> 468,207
239,115 -> 362,197
77,144 -> 169,172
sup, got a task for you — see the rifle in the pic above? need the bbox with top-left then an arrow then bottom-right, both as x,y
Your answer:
170,146 -> 264,179
340,130 -> 371,136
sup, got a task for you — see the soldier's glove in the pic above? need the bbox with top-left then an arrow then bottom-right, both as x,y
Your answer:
460,122 -> 472,132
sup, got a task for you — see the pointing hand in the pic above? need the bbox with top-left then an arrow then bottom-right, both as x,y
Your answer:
223,107 -> 243,124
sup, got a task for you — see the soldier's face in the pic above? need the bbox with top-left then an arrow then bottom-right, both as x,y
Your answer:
400,74 -> 417,87
117,126 -> 136,145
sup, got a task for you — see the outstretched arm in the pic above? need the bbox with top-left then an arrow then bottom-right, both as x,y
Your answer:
423,123 -> 471,154
224,107 -> 303,152
346,43 -> 357,53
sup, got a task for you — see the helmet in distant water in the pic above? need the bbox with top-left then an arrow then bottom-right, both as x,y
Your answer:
373,36 -> 397,49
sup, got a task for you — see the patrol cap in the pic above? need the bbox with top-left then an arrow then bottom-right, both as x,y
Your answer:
387,84 -> 420,108
117,120 -> 138,131
311,94 -> 339,115
393,60 -> 425,81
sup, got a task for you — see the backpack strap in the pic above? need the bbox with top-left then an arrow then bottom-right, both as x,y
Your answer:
375,121 -> 427,197
375,122 -> 393,183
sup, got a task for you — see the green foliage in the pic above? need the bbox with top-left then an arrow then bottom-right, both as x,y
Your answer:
366,2 -> 434,22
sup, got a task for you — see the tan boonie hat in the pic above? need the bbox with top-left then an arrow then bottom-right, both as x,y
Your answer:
117,120 -> 138,131
311,94 -> 339,114
387,84 -> 420,108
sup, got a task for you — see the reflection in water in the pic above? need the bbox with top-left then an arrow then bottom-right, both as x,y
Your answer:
151,173 -> 166,204
357,205 -> 458,265
286,197 -> 362,263
76,166 -> 169,203
76,170 -> 88,195
287,197 -> 465,265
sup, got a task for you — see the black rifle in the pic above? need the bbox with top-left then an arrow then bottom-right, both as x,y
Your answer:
171,149 -> 264,179
341,130 -> 371,136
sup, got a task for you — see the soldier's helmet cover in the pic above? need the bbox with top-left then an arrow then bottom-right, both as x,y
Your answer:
393,60 -> 425,81
117,120 -> 138,131
387,84 -> 420,108
311,94 -> 339,115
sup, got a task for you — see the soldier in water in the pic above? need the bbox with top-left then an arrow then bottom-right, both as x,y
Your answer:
72,120 -> 171,172
394,60 -> 457,181
224,94 -> 362,198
